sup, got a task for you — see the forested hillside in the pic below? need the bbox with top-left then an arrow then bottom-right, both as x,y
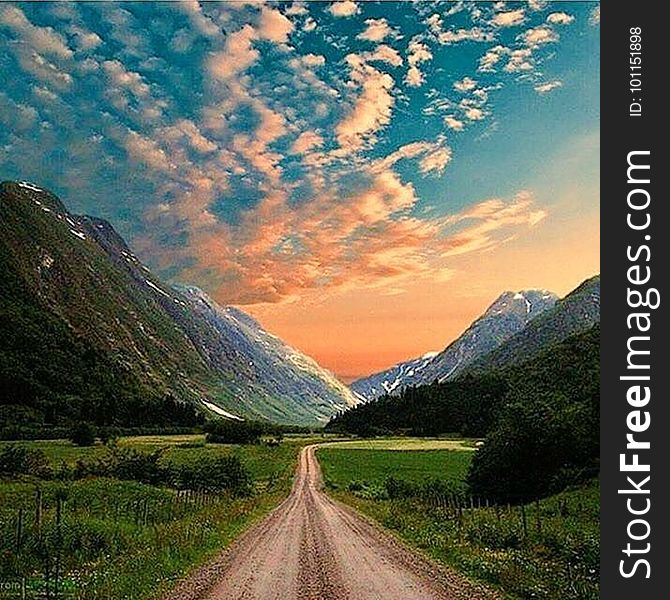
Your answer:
328,324 -> 600,500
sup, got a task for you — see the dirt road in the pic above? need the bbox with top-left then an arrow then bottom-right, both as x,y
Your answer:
163,445 -> 498,600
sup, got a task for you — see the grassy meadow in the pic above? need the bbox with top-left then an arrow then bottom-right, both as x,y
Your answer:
0,434 -> 321,599
317,441 -> 599,600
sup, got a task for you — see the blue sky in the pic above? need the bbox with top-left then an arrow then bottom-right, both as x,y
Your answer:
0,1 -> 600,377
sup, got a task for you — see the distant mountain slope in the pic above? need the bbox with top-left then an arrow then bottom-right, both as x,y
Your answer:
0,181 -> 357,428
469,275 -> 600,373
328,323 -> 600,441
175,286 -> 359,424
351,289 -> 557,401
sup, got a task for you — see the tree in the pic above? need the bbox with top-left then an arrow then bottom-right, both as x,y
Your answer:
69,422 -> 96,446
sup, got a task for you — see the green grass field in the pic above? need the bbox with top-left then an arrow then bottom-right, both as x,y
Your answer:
318,446 -> 472,488
319,437 -> 477,451
317,441 -> 599,600
0,434 -> 319,599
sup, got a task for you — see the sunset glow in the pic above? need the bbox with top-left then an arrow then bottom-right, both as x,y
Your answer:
0,1 -> 600,380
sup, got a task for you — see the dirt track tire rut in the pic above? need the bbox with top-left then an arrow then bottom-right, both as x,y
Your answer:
162,445 -> 500,600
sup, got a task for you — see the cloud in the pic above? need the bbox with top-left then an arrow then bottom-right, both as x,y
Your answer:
534,80 -> 562,94
357,18 -> 397,42
0,5 -> 73,59
439,27 -> 492,45
0,5 -> 74,89
299,53 -> 326,67
441,190 -> 547,258
208,9 -> 293,81
209,25 -> 259,80
285,2 -> 308,17
181,183 -> 547,305
373,138 -> 452,175
303,17 -> 317,32
257,7 -> 294,43
425,14 -> 443,34
405,37 -> 432,87
103,60 -> 151,98
335,54 -> 395,152
123,129 -> 173,174
405,67 -> 424,87
0,1 -> 587,310
291,130 -> 323,154
453,76 -> 477,92
444,115 -> 465,131
175,0 -> 220,37
478,45 -> 506,72
504,47 -> 533,72
419,146 -> 452,175
463,106 -> 485,121
69,25 -> 103,51
162,119 -> 217,153
590,6 -> 601,26
364,44 -> 403,67
547,12 -> 575,25
329,1 -> 359,18
528,0 -> 549,11
491,9 -> 526,28
521,26 -> 559,48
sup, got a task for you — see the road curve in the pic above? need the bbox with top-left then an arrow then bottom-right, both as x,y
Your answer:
163,445 -> 499,600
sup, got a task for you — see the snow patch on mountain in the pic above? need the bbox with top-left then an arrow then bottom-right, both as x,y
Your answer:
351,289 -> 558,401
201,400 -> 243,421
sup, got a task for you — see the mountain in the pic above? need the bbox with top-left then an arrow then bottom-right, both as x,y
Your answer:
174,286 -> 359,424
328,323 -> 600,502
469,275 -> 600,373
351,289 -> 558,401
0,180 -> 357,429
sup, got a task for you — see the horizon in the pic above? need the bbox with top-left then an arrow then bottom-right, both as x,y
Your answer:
0,1 -> 600,380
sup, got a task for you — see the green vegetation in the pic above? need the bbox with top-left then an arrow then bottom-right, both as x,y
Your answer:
0,434 -> 312,599
319,447 -> 471,494
204,419 -> 283,445
318,444 -> 598,600
319,437 -> 476,451
328,325 -> 599,503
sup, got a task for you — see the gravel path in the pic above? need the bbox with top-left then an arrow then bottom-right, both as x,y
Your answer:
162,445 -> 499,600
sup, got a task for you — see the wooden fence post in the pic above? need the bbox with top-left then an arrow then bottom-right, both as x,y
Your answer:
15,508 -> 24,551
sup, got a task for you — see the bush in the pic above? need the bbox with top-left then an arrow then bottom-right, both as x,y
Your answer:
98,426 -> 121,445
172,455 -> 252,495
111,447 -> 166,485
205,420 -> 270,444
0,444 -> 51,477
69,422 -> 96,446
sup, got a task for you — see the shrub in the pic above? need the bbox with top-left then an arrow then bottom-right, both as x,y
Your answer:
204,420 -> 269,445
171,455 -> 252,495
0,444 -> 51,477
110,447 -> 167,485
69,422 -> 96,446
98,426 -> 121,445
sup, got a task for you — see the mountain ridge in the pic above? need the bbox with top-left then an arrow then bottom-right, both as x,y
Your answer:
0,180 -> 357,428
351,288 -> 558,401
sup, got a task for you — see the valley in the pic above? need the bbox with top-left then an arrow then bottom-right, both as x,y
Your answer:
0,180 -> 600,598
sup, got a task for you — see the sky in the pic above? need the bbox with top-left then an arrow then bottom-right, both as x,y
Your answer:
0,1 -> 600,382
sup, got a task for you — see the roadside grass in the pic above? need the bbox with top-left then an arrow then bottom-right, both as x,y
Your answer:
0,435 -> 312,599
318,443 -> 599,600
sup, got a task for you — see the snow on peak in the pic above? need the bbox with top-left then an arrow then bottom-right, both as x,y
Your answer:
422,351 -> 439,360
18,181 -> 43,192
145,279 -> 171,298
